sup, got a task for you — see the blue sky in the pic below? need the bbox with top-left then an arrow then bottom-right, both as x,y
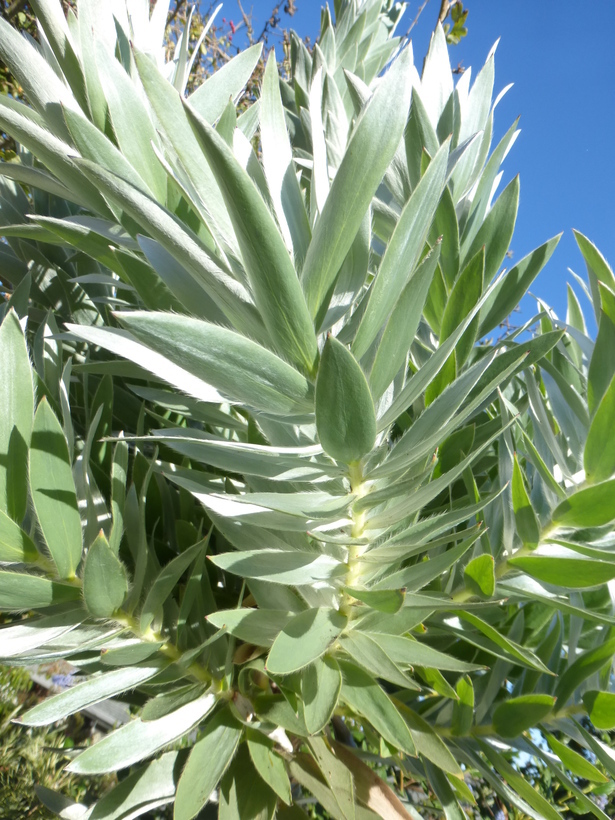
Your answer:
219,0 -> 615,331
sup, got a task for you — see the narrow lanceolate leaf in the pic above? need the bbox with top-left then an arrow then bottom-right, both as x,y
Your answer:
424,762 -> 466,820
209,550 -> 345,586
302,656 -> 342,735
451,676 -> 474,736
174,707 -> 242,820
551,479 -> 615,528
340,631 -> 418,689
0,607 -> 82,660
82,532 -> 128,619
306,736 -> 356,820
584,374 -> 615,483
183,99 -> 318,375
219,744 -> 277,820
315,336 -> 376,464
266,608 -> 347,675
260,53 -> 310,265
493,694 -> 555,737
0,571 -> 80,611
88,752 -> 183,820
247,731 -> 293,805
462,175 -> 520,284
141,540 -> 204,632
301,47 -> 414,319
352,139 -> 450,359
67,692 -> 217,775
115,312 -> 313,416
29,399 -> 82,580
19,662 -> 165,726
479,235 -> 561,336
440,245 -> 485,364
508,554 -> 615,589
339,660 -> 415,755
368,245 -> 441,401
0,309 -> 34,522
0,508 -> 39,564
396,703 -> 461,775
555,637 -> 615,709
574,229 -> 615,323
71,158 -> 265,342
545,733 -> 609,783
512,454 -> 540,547
477,740 -> 562,820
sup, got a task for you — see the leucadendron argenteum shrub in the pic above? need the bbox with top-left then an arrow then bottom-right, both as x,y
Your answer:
1,1 -> 615,818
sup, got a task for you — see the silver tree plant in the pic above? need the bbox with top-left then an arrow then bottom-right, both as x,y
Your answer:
1,1 -> 615,818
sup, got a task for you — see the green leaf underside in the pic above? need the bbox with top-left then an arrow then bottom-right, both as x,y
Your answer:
339,659 -> 415,754
266,608 -> 347,675
552,479 -> 615,527
508,555 -> 615,588
302,656 -> 343,735
492,695 -> 555,737
174,707 -> 242,820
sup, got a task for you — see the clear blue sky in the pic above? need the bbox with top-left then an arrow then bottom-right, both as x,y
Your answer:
218,0 -> 615,331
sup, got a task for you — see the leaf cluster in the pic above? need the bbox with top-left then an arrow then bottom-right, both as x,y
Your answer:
0,1 -> 614,820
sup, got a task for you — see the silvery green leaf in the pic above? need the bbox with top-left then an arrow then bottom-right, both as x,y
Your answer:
71,158 -> 266,342
267,607 -> 347,675
116,311 -> 314,416
0,606 -> 82,660
128,430 -> 339,482
0,14 -> 76,139
420,24 -> 453,128
96,44 -> 167,203
301,46 -> 413,319
374,528 -> 481,591
377,274 -> 503,429
174,707 -> 242,820
133,47 -> 236,250
140,540 -> 204,632
207,609 -> 292,647
188,44 -> 263,123
260,53 -> 311,264
209,550 -> 345,585
83,531 -> 128,618
0,309 -> 34,522
88,751 -> 182,820
339,659 -> 415,755
66,324 -> 225,404
302,655 -> 342,734
339,631 -> 418,689
30,398 -> 82,580
316,335 -> 376,465
0,570 -> 81,611
183,99 -> 318,375
67,691 -> 216,774
137,236 -> 226,324
19,661 -> 165,726
352,139 -> 450,360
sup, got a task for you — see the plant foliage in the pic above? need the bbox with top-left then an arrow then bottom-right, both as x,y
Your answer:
0,0 -> 614,818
